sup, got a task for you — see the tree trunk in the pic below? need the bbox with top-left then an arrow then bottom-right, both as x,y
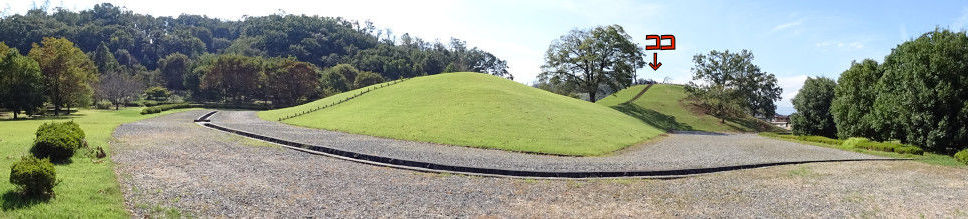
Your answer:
588,91 -> 597,102
13,111 -> 18,119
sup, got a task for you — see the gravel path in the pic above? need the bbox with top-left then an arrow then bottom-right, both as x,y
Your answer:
210,110 -> 886,172
112,110 -> 968,217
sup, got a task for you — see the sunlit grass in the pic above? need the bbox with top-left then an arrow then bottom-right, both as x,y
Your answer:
0,107 -> 197,217
260,72 -> 664,156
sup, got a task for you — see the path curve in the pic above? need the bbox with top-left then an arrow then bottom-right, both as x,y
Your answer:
198,110 -> 904,178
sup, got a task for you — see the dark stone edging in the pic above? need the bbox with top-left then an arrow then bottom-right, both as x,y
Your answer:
195,111 -> 911,179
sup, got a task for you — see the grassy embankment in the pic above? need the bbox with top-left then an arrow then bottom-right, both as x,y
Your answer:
260,72 -> 664,156
597,84 -> 784,133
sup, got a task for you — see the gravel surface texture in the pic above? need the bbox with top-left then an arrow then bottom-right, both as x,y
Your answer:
112,110 -> 968,217
210,110 -> 887,172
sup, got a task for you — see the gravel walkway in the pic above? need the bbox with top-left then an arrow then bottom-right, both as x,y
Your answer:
112,110 -> 968,217
210,110 -> 886,172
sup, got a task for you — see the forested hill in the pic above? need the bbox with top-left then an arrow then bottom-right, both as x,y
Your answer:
0,3 -> 510,80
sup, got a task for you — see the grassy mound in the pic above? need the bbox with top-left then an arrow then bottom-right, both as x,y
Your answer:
597,84 -> 782,133
259,72 -> 664,156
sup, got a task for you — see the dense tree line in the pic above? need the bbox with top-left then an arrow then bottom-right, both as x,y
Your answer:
793,28 -> 968,153
0,4 -> 510,116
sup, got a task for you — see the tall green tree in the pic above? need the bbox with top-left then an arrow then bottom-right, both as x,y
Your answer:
265,59 -> 320,107
92,43 -> 120,74
830,59 -> 882,139
200,54 -> 264,103
872,29 -> 968,153
158,53 -> 191,90
687,50 -> 782,119
790,77 -> 837,138
28,37 -> 98,115
540,25 -> 644,102
0,43 -> 45,118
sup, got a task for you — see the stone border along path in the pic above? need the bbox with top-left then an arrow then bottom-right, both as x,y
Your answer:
277,77 -> 410,121
195,110 -> 911,179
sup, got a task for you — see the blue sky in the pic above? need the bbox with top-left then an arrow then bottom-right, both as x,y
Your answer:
3,0 -> 967,114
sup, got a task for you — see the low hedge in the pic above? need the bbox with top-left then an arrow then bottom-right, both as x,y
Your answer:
9,156 -> 57,197
852,141 -> 923,155
30,121 -> 87,162
141,103 -> 196,115
956,149 -> 968,165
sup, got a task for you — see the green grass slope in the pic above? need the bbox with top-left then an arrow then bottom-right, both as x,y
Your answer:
259,72 -> 664,156
598,84 -> 782,133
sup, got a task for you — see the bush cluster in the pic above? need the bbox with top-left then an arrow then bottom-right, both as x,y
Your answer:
9,156 -> 57,197
30,121 -> 87,162
94,100 -> 113,109
766,133 -> 844,145
141,103 -> 194,114
955,149 -> 968,165
850,141 -> 924,155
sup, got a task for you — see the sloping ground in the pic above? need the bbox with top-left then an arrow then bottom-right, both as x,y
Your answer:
258,72 -> 664,156
597,84 -> 782,133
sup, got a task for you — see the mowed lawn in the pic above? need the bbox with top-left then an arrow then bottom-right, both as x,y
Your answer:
261,72 -> 664,156
597,84 -> 782,133
0,108 -> 196,217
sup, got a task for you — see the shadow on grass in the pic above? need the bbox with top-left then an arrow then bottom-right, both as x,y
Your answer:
1,190 -> 50,211
610,103 -> 693,131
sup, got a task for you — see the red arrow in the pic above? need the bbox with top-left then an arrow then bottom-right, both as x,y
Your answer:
649,52 -> 662,71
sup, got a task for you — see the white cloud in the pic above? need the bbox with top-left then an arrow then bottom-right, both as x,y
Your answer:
771,20 -> 803,32
815,40 -> 864,50
777,74 -> 808,107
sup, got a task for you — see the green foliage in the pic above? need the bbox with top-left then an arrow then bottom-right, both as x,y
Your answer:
0,3 -> 508,80
0,42 -> 46,118
92,43 -> 120,74
143,86 -> 171,101
264,59 -> 320,107
790,77 -> 837,138
686,49 -> 782,119
842,137 -> 872,149
539,25 -> 644,101
0,108 -> 198,217
200,54 -> 264,103
94,100 -> 113,109
9,156 -> 57,197
30,121 -> 86,162
28,37 -> 98,115
871,29 -> 968,153
955,149 -> 968,165
320,67 -> 350,94
354,71 -> 385,89
141,103 -> 195,115
261,73 -> 664,156
157,53 -> 191,90
598,84 -> 785,132
831,59 -> 882,139
894,146 -> 924,155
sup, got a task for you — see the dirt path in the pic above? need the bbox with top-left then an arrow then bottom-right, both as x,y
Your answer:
111,110 -> 968,217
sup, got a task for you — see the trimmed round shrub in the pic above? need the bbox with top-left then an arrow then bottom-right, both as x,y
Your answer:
30,122 -> 86,162
956,149 -> 968,165
9,156 -> 57,197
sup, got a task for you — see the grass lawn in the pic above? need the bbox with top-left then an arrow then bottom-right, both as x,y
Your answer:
260,72 -> 664,156
0,107 -> 198,217
597,84 -> 783,133
758,133 -> 965,167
